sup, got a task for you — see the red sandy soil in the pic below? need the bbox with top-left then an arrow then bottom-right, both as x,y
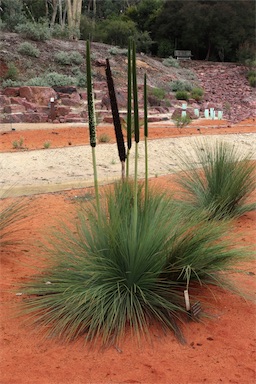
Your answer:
0,120 -> 255,384
0,118 -> 255,152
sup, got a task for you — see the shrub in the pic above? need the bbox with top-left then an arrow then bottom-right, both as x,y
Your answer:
108,46 -> 128,56
246,70 -> 256,87
176,140 -> 256,219
170,79 -> 193,92
173,115 -> 191,128
15,21 -> 51,41
18,42 -> 40,58
0,195 -> 28,248
27,72 -> 77,87
5,63 -> 18,81
175,90 -> 189,100
54,51 -> 83,65
98,133 -> 111,143
2,79 -> 22,88
20,181 -> 250,345
162,56 -> 179,68
191,87 -> 204,101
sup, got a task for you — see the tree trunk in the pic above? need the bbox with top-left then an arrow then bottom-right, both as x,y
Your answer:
205,40 -> 211,61
66,0 -> 82,39
50,0 -> 58,27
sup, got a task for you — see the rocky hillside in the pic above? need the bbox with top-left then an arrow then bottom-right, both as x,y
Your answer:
0,32 -> 255,124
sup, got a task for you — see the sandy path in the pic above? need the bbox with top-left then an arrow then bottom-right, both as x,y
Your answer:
1,133 -> 256,196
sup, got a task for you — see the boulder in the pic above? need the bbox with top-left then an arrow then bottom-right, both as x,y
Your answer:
19,86 -> 57,105
3,87 -> 20,97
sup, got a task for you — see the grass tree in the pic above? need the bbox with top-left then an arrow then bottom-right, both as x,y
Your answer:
126,38 -> 132,178
86,40 -> 100,217
19,42 -> 254,348
176,140 -> 256,219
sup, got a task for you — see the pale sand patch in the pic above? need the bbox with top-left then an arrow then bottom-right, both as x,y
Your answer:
1,133 -> 256,196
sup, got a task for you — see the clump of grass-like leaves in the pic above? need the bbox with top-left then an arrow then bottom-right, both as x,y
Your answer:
20,181 -> 249,346
1,195 -> 28,249
176,140 -> 256,219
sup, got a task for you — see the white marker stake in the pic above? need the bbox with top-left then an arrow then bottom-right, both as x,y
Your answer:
184,289 -> 191,311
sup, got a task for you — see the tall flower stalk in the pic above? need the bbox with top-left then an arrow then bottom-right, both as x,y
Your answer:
132,40 -> 139,235
86,40 -> 100,217
126,38 -> 132,178
144,73 -> 148,200
105,58 -> 126,180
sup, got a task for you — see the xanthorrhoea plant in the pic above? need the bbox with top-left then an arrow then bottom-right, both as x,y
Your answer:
176,140 -> 256,219
126,38 -> 132,178
86,40 -> 100,217
132,40 -> 139,234
105,58 -> 126,180
144,73 -> 148,200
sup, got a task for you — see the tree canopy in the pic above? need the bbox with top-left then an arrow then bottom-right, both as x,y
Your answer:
1,0 -> 255,62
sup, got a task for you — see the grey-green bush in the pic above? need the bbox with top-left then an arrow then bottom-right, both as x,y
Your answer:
176,140 -> 256,219
175,90 -> 189,100
170,79 -> 193,92
162,56 -> 179,68
15,21 -> 51,41
18,42 -> 40,58
54,51 -> 83,65
27,72 -> 77,87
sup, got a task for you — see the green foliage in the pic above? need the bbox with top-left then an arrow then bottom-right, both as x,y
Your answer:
15,21 -> 51,41
97,18 -> 138,47
54,51 -> 83,65
236,41 -> 256,64
149,86 -> 166,100
170,80 -> 193,92
108,47 -> 128,56
18,42 -> 40,58
0,195 -> 28,248
175,91 -> 189,101
157,39 -> 173,58
51,24 -> 78,40
173,115 -> 191,129
27,72 -> 77,87
20,181 -> 250,345
176,141 -> 256,219
5,63 -> 19,81
98,133 -> 111,143
191,87 -> 204,101
12,137 -> 24,149
2,79 -> 22,88
162,56 -> 179,68
1,0 -> 27,31
43,141 -> 51,149
246,70 -> 256,88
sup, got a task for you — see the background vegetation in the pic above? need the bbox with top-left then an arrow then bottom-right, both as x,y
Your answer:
1,0 -> 255,62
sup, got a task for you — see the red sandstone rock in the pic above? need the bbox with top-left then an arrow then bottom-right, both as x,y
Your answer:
19,86 -> 56,105
3,87 -> 20,97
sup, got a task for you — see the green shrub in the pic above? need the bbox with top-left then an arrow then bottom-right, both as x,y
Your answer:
108,46 -> 128,56
5,62 -> 19,81
173,115 -> 191,128
162,56 -> 179,68
0,195 -> 29,248
246,70 -> 256,87
20,181 -> 250,345
27,72 -> 77,87
18,42 -> 40,58
15,21 -> 51,41
175,90 -> 189,100
157,39 -> 173,57
191,87 -> 204,101
170,80 -> 193,92
98,133 -> 111,143
176,140 -> 256,219
2,79 -> 22,88
54,51 -> 83,65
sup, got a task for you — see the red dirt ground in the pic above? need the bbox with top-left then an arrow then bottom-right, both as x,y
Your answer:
0,119 -> 255,384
